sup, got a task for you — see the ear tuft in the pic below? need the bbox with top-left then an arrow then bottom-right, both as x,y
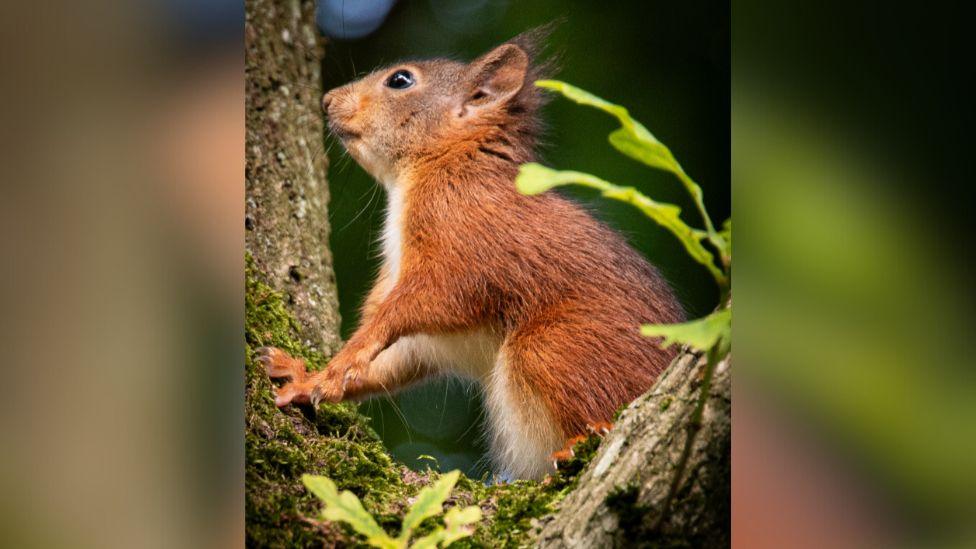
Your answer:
463,44 -> 530,111
461,23 -> 560,117
458,23 -> 562,151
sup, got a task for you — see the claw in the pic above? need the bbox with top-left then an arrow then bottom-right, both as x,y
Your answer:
259,347 -> 309,382
274,381 -> 314,407
273,385 -> 293,407
260,346 -> 317,407
551,434 -> 588,468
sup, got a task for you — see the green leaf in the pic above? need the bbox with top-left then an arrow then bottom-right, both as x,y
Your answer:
409,528 -> 445,549
720,218 -> 731,256
399,470 -> 460,540
302,474 -> 340,503
302,474 -> 395,548
641,308 -> 731,352
536,79 -> 727,258
607,126 -> 676,175
514,162 -> 565,195
535,80 -> 669,168
439,506 -> 482,547
443,505 -> 482,526
408,507 -> 480,549
516,163 -> 727,287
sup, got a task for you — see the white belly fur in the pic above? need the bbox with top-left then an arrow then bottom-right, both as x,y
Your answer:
389,331 -> 563,481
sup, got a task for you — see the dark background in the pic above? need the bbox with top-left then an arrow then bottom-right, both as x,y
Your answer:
320,0 -> 729,477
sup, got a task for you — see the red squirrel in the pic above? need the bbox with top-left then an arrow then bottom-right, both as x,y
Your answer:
259,31 -> 684,481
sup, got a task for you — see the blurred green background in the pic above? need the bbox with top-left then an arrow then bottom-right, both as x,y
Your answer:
319,0 -> 729,477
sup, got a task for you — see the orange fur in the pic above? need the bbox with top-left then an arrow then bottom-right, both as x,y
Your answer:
272,29 -> 684,479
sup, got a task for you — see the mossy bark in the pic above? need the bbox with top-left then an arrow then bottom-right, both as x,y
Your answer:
246,263 -> 416,546
246,270 -> 728,548
244,0 -> 353,543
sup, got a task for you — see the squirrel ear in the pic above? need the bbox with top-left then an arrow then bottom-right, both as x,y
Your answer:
459,44 -> 529,116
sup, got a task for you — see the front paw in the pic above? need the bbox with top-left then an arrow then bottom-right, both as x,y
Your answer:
256,346 -> 307,383
256,347 -> 311,407
307,351 -> 367,406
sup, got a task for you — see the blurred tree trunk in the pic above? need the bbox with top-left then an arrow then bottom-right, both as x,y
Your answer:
245,0 -> 340,357
537,349 -> 732,548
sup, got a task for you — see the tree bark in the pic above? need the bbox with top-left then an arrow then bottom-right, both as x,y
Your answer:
244,1 -> 365,546
537,349 -> 731,548
245,0 -> 340,356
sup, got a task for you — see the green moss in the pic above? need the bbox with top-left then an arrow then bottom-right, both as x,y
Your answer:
455,434 -> 603,547
245,256 -> 602,547
660,396 -> 673,412
245,257 -> 412,546
613,402 -> 630,421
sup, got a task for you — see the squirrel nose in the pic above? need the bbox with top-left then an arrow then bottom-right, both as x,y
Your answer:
321,91 -> 334,113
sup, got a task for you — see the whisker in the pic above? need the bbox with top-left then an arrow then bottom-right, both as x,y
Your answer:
337,182 -> 380,233
377,380 -> 413,444
437,377 -> 450,430
456,394 -> 485,443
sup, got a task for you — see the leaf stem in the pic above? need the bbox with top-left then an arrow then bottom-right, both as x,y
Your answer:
675,169 -> 730,269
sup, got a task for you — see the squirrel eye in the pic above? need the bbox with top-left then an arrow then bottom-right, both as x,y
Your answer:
385,70 -> 415,90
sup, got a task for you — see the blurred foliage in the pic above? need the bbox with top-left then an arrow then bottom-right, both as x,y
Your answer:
321,0 -> 728,477
303,470 -> 481,548
735,89 -> 976,539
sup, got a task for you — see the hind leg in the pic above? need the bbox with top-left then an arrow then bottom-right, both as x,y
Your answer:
489,309 -> 655,479
482,344 -> 567,481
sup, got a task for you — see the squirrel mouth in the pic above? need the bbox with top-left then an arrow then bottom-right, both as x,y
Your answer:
329,123 -> 361,141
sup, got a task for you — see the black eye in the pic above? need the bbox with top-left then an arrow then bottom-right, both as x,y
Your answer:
385,70 -> 415,90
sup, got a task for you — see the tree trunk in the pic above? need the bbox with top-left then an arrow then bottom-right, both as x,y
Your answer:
245,0 -> 340,357
244,1 -> 366,546
536,349 -> 732,548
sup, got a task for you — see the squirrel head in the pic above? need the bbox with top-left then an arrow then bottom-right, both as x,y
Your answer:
322,29 -> 553,186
